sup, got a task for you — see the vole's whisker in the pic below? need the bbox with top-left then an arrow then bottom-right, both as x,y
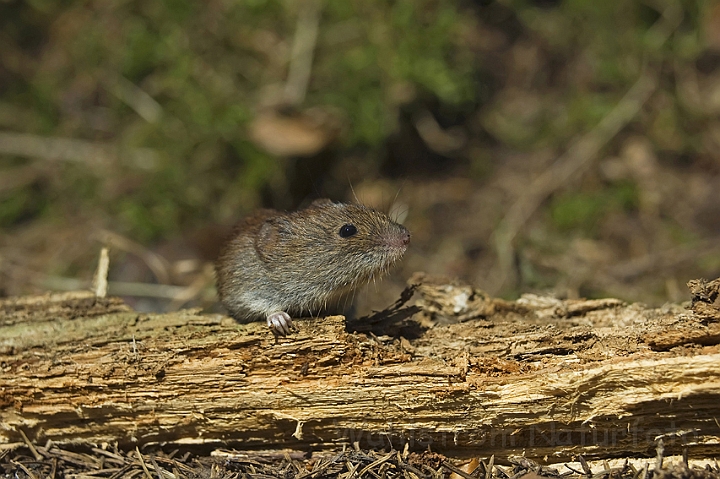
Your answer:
349,178 -> 360,204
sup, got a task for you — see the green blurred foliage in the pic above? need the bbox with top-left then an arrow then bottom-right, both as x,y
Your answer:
0,0 -> 475,240
316,1 -> 476,144
491,0 -> 706,155
549,181 -> 639,235
0,0 -> 714,254
0,187 -> 44,227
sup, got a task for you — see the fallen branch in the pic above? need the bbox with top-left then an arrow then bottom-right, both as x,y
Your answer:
1,277 -> 719,461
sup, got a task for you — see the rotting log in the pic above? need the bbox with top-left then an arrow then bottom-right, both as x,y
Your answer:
1,276 -> 719,461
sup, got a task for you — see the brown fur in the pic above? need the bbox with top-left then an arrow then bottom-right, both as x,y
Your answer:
216,199 -> 410,328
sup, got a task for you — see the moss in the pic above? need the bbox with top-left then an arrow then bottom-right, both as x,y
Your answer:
0,186 -> 47,227
550,181 -> 639,235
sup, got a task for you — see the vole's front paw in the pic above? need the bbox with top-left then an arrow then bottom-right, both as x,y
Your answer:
267,311 -> 294,336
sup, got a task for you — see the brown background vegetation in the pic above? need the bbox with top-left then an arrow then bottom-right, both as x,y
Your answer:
1,1 -> 720,322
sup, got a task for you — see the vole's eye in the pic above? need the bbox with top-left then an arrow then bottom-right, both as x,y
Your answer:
338,223 -> 357,238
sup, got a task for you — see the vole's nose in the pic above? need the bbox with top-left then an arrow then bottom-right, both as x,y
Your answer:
400,227 -> 410,246
385,225 -> 410,249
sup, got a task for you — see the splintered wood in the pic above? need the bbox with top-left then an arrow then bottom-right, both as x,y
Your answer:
1,276 -> 719,461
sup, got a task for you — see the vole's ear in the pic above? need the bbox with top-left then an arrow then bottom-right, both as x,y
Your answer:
255,217 -> 291,261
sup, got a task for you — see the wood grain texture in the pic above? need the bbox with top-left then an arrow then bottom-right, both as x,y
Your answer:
1,278 -> 719,461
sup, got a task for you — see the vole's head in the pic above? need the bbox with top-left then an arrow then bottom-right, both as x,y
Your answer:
255,199 -> 410,291
311,199 -> 410,268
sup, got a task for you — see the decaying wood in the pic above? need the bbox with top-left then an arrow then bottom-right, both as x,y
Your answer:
1,275 -> 719,461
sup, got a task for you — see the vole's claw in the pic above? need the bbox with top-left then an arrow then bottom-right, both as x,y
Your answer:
267,311 -> 294,336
